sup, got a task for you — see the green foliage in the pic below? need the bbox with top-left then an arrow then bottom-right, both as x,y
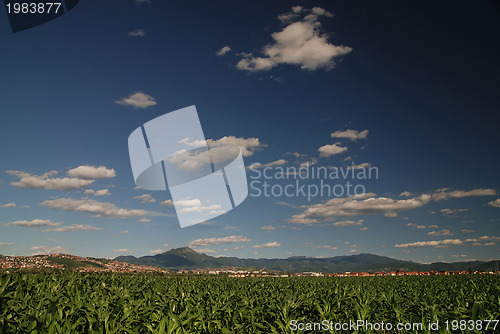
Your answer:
0,273 -> 499,333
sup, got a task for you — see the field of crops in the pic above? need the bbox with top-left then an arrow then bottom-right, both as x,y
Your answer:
1,273 -> 499,333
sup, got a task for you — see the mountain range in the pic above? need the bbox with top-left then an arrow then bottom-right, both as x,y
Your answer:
114,247 -> 500,273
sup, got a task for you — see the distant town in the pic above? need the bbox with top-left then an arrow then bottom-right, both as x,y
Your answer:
1,253 -> 499,276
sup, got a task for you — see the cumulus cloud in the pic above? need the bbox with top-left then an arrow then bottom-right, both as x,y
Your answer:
42,224 -> 103,232
248,159 -> 287,169
288,214 -> 320,225
216,46 -> 231,56
173,198 -> 222,214
84,189 -> 111,196
427,229 -> 453,236
139,218 -> 152,223
431,188 -> 496,201
0,242 -> 14,249
395,239 -> 463,248
41,198 -> 149,218
332,219 -> 363,227
407,223 -> 438,229
188,235 -> 250,247
114,248 -> 132,254
134,194 -> 156,204
115,92 -> 157,109
194,248 -> 217,254
208,136 -> 264,157
261,225 -> 276,231
128,28 -> 145,37
331,129 -> 369,141
30,245 -> 67,255
160,200 -> 174,207
6,219 -> 60,227
318,144 -> 348,157
237,7 -> 351,71
253,242 -> 281,248
6,170 -> 94,191
488,199 -> 500,207
400,191 -> 413,197
67,166 -> 116,180
0,203 -> 16,208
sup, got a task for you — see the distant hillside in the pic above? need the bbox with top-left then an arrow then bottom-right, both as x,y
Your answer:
114,247 -> 497,273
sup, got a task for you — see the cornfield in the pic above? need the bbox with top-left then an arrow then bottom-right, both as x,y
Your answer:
1,273 -> 499,333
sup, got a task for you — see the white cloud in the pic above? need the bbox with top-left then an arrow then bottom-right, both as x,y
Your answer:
41,197 -> 149,218
139,218 -> 152,223
348,162 -> 371,169
237,7 -> 351,71
407,223 -> 437,229
188,235 -> 250,247
332,219 -> 363,227
331,129 -> 369,141
288,214 -> 320,225
400,191 -> 413,197
252,241 -> 281,248
248,159 -> 287,169
0,203 -> 16,208
316,245 -> 338,250
464,236 -> 500,242
134,194 -> 156,204
216,46 -> 231,56
261,225 -> 276,231
85,189 -> 111,196
208,136 -> 264,157
128,28 -> 145,37
160,200 -> 174,206
427,229 -> 454,236
431,188 -> 496,200
6,219 -> 60,227
120,230 -> 129,234
67,166 -> 116,180
384,212 -> 398,217
296,193 -> 431,219
318,144 -> 348,157
0,242 -> 13,249
114,248 -> 132,254
43,224 -> 103,232
115,92 -> 157,109
194,248 -> 216,254
395,239 -> 463,248
30,245 -> 67,255
488,199 -> 500,207
6,170 -> 94,191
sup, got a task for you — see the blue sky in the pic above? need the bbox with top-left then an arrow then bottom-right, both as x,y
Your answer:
1,0 -> 499,263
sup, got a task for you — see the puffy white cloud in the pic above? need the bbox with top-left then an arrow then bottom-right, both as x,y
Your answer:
216,46 -> 231,56
67,166 -> 116,180
6,219 -> 60,227
85,189 -> 111,196
30,245 -> 67,255
331,129 -> 369,141
288,214 -> 320,225
441,208 -> 468,217
114,248 -> 132,254
464,236 -> 500,242
188,235 -> 250,247
400,191 -> 413,197
194,248 -> 216,254
41,198 -> 149,218
297,193 -> 431,219
128,28 -> 145,37
0,203 -> 16,208
208,136 -> 264,157
332,219 -> 363,227
261,225 -> 276,231
488,199 -> 500,207
237,7 -> 351,71
134,194 -> 156,204
139,218 -> 152,223
42,224 -> 103,232
248,159 -> 287,169
431,188 -> 496,200
427,229 -> 454,236
160,200 -> 174,207
6,170 -> 94,191
252,242 -> 281,248
0,242 -> 13,249
316,245 -> 338,249
395,239 -> 463,248
318,144 -> 347,157
115,92 -> 157,109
